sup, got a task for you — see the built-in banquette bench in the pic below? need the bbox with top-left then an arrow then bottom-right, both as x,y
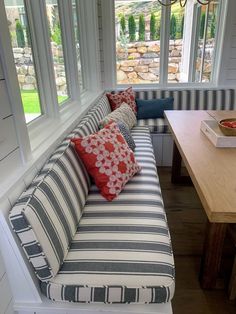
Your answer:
0,87 -> 235,314
0,94 -> 175,314
134,88 -> 236,166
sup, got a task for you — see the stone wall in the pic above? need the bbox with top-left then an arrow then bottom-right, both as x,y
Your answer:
116,39 -> 214,84
13,45 -> 71,95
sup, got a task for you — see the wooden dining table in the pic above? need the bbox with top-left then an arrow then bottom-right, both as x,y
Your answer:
164,110 -> 236,289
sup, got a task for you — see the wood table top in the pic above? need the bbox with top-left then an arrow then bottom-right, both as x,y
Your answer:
165,110 -> 236,223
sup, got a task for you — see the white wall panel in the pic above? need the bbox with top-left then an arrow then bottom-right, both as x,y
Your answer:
0,148 -> 22,182
0,81 -> 12,119
0,60 -> 3,80
0,273 -> 12,314
0,116 -> 18,161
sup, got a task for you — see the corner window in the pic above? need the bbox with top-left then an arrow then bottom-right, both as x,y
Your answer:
114,0 -> 221,86
4,0 -> 42,123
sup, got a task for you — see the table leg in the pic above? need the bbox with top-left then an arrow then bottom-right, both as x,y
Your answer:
200,222 -> 227,289
171,142 -> 192,185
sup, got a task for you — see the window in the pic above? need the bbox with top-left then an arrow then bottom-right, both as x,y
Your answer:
114,0 -> 222,86
194,1 -> 220,82
45,0 -> 69,105
4,0 -> 42,123
72,0 -> 85,91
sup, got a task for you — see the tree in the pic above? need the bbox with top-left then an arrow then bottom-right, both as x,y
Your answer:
120,14 -> 126,35
156,21 -> 161,40
25,24 -> 31,47
15,19 -> 25,48
200,12 -> 206,39
210,13 -> 216,38
170,14 -> 177,40
128,15 -> 136,42
150,13 -> 156,41
138,14 -> 145,41
180,15 -> 184,39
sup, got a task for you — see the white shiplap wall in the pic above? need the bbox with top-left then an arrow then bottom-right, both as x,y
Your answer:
0,57 -> 14,314
0,58 -> 22,181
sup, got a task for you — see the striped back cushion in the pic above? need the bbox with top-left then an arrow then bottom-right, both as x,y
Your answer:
135,89 -> 236,110
75,94 -> 111,137
9,144 -> 90,281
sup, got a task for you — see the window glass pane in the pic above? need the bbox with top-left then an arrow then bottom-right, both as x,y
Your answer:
45,0 -> 69,104
4,0 -> 42,123
72,0 -> 84,91
115,0 -> 162,85
195,1 -> 219,82
168,3 -> 185,83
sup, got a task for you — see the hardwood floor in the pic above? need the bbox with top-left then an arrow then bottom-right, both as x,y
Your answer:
158,167 -> 236,314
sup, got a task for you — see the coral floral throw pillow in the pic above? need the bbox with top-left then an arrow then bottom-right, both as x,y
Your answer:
71,122 -> 141,201
106,87 -> 137,113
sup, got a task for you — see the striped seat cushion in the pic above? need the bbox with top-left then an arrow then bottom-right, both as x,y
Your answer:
9,144 -> 90,281
137,118 -> 170,134
40,127 -> 175,304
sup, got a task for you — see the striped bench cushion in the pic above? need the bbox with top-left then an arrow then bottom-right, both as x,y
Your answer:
137,118 -> 170,134
40,127 -> 175,304
9,144 -> 90,281
75,94 -> 111,137
135,89 -> 236,110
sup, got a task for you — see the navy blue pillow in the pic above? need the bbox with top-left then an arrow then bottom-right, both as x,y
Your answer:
136,97 -> 174,120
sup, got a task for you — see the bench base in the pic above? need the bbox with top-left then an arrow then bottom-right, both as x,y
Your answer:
15,297 -> 173,314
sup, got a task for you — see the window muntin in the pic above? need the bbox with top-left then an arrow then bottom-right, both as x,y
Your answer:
115,0 -> 162,85
114,0 -> 221,86
72,0 -> 85,91
4,0 -> 42,124
45,0 -> 69,105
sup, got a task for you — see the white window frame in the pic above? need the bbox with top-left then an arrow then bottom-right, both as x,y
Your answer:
102,0 -> 228,90
0,0 -> 102,161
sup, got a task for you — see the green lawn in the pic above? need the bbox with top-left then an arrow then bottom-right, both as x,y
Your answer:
21,90 -> 68,113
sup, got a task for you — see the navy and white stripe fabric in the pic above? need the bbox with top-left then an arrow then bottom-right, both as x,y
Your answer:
75,94 -> 111,137
137,118 -> 170,134
135,89 -> 236,110
40,127 -> 175,304
9,144 -> 90,281
134,89 -> 235,134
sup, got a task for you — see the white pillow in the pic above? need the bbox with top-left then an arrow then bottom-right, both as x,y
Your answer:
100,103 -> 137,130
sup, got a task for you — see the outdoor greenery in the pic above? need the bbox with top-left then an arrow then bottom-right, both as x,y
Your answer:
170,14 -> 177,40
128,15 -> 136,42
120,14 -> 126,34
150,13 -> 156,41
200,12 -> 206,39
138,14 -> 145,41
21,90 -> 67,113
211,13 -> 216,38
51,22 -> 62,45
16,20 -> 25,48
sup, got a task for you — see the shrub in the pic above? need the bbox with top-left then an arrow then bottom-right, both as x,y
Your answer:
51,22 -> 62,45
170,14 -> 177,40
16,20 -> 25,48
210,13 -> 216,38
120,14 -> 126,35
200,12 -> 206,39
180,15 -> 184,39
156,20 -> 161,40
150,13 -> 156,41
128,15 -> 136,42
139,14 -> 145,41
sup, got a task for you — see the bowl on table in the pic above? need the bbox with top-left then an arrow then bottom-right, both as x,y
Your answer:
219,118 -> 236,136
